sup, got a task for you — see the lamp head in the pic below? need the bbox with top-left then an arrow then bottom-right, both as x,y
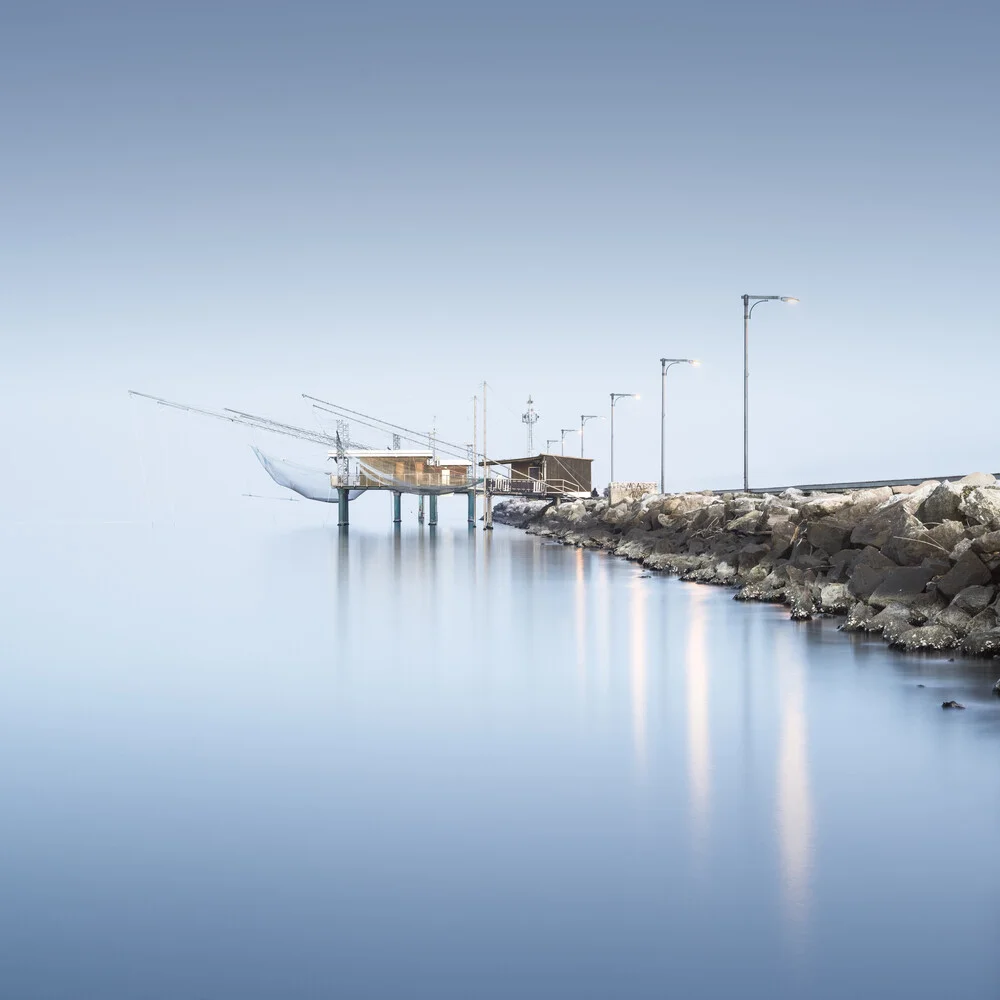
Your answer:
780,296 -> 799,303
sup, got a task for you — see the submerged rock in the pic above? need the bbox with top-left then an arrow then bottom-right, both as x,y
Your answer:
941,700 -> 966,709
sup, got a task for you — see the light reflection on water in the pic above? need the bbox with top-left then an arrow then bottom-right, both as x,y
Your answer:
1,518 -> 999,999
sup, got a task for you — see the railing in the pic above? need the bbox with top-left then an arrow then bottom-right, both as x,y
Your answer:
488,477 -> 588,496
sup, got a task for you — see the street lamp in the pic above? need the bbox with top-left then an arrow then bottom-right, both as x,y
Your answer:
580,414 -> 602,458
609,392 -> 638,483
545,438 -> 559,453
560,427 -> 578,456
660,358 -> 699,494
743,294 -> 797,492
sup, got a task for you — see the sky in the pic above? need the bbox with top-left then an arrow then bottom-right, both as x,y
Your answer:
2,0 -> 998,521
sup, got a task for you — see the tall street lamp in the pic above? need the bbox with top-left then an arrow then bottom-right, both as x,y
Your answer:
660,358 -> 699,494
560,427 -> 578,456
545,438 -> 559,453
743,294 -> 798,492
580,414 -> 602,458
609,392 -> 638,483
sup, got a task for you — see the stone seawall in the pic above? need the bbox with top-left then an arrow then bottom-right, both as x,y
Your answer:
494,475 -> 1000,666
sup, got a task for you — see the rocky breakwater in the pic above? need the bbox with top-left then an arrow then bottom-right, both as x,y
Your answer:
494,473 -> 1000,661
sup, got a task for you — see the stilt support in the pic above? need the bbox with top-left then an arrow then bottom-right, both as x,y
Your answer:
392,492 -> 401,523
418,495 -> 425,523
467,490 -> 476,526
338,488 -> 350,528
429,495 -> 438,526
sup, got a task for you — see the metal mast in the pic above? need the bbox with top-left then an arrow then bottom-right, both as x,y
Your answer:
521,395 -> 539,453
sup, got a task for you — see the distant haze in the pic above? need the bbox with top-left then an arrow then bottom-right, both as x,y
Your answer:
2,1 -> 997,521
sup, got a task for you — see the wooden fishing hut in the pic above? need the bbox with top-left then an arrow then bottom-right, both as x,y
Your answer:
488,453 -> 593,495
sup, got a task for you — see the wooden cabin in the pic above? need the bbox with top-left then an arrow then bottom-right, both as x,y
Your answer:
489,453 -> 593,494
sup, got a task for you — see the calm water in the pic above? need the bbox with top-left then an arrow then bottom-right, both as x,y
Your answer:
2,513 -> 999,999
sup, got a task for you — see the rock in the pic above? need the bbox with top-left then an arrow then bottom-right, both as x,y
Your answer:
881,517 -> 940,566
936,550 -> 992,599
925,520 -> 967,554
865,602 -> 912,636
846,547 -> 898,600
737,542 -> 771,574
850,486 -> 894,511
877,480 -> 940,515
882,615 -> 915,645
961,628 -> 1000,657
799,493 -> 852,518
851,504 -> 916,549
951,584 -> 996,614
941,700 -> 966,709
932,604 -> 974,638
868,567 -> 936,609
972,529 -> 1000,554
916,483 -> 964,524
828,548 -> 862,582
958,487 -> 1000,530
807,518 -> 854,556
895,625 -> 957,652
968,607 -> 998,633
949,537 -> 974,562
958,472 -> 996,487
818,582 -> 853,614
993,678 -> 1000,696
726,510 -> 765,534
842,601 -> 876,632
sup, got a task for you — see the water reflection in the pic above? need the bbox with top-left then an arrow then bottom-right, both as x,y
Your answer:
685,586 -> 711,844
628,577 -> 648,772
775,632 -> 814,934
575,548 -> 587,690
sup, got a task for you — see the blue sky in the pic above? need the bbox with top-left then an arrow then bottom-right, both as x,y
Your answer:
2,0 -> 997,519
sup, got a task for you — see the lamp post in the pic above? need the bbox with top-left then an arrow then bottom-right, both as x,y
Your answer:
743,295 -> 798,492
580,414 -> 601,458
659,358 -> 699,494
560,427 -> 578,456
545,438 -> 559,453
609,392 -> 638,483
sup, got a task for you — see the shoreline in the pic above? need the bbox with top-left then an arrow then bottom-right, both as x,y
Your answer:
495,477 -> 1000,688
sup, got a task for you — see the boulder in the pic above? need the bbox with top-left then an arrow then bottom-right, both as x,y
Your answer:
868,567 -> 936,609
951,584 -> 996,614
958,472 -> 997,487
949,537 -> 975,562
726,510 -> 766,534
846,547 -> 898,600
828,548 -> 862,582
895,625 -> 958,652
971,529 -> 1000,555
932,604 -> 974,638
807,518 -> 854,555
737,543 -> 771,574
851,504 -> 916,549
958,487 -> 1000,530
993,678 -> 1000,696
882,614 -> 916,645
880,518 -> 940,566
769,518 -> 798,559
936,550 -> 991,599
961,628 -> 1000,657
941,700 -> 966,709
842,601 -> 877,632
916,483 -> 964,524
969,607 -> 998,633
850,486 -> 894,511
865,602 -> 912,635
876,480 -> 940,515
818,582 -> 853,613
925,520 -> 967,554
799,493 -> 852,518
